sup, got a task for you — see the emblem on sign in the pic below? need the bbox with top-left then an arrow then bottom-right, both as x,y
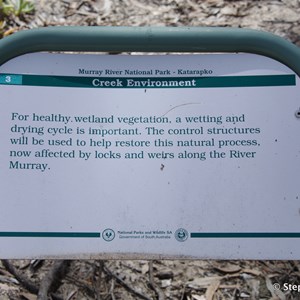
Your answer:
102,229 -> 115,242
175,228 -> 188,242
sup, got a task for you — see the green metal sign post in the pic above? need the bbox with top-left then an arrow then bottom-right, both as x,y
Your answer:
0,27 -> 300,75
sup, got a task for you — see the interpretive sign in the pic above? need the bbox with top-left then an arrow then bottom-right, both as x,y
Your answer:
0,52 -> 299,259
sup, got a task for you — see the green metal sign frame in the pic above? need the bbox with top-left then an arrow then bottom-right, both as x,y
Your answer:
0,27 -> 300,76
0,26 -> 300,259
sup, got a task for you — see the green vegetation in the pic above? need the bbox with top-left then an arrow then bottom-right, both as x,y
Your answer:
0,0 -> 34,17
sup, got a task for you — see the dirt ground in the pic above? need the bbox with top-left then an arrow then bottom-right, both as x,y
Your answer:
2,0 -> 300,46
1,0 -> 300,299
1,260 -> 300,300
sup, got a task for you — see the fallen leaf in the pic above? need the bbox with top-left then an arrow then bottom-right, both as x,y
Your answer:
188,276 -> 222,289
66,290 -> 78,300
241,268 -> 261,276
192,295 -> 206,300
161,279 -> 172,288
246,279 -> 260,299
141,263 -> 149,274
265,276 -> 286,300
20,292 -> 37,300
0,275 -> 19,284
0,282 -> 19,291
205,279 -> 220,300
214,264 -> 241,274
240,292 -> 251,298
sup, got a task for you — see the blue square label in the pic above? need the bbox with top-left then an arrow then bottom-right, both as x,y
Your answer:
0,74 -> 22,85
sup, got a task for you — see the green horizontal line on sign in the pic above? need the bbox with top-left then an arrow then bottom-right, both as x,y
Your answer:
190,232 -> 300,238
0,74 -> 296,88
0,232 -> 100,238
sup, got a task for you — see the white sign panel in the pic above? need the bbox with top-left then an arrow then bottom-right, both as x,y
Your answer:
0,53 -> 299,259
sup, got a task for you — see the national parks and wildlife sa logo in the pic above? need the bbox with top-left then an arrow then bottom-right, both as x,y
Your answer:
175,228 -> 188,242
102,229 -> 115,242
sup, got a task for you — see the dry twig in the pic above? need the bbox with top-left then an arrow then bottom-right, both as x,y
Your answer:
2,259 -> 38,294
37,260 -> 71,300
2,259 -> 64,300
103,262 -> 152,300
148,261 -> 165,300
